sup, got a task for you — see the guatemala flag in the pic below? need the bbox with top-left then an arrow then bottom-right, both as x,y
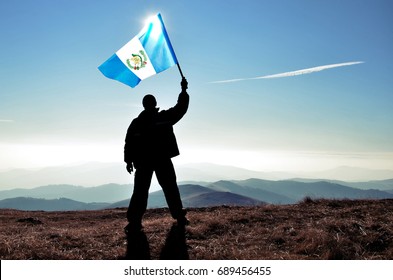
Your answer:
98,13 -> 178,88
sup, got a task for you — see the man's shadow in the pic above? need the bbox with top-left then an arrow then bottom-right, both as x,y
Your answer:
159,223 -> 189,260
125,230 -> 151,260
125,223 -> 189,260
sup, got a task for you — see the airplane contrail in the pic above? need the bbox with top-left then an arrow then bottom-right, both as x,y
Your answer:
211,61 -> 364,84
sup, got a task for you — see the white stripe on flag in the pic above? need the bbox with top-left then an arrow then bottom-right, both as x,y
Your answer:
116,37 -> 156,80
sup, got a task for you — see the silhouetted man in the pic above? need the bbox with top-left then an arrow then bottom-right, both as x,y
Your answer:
124,78 -> 189,233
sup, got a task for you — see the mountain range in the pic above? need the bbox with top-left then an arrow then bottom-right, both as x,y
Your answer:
0,197 -> 108,211
2,162 -> 393,190
1,178 -> 392,211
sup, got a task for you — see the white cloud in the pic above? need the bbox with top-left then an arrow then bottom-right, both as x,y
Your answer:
211,61 -> 364,84
0,119 -> 14,123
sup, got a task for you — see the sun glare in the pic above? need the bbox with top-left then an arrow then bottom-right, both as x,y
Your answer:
144,15 -> 157,27
143,14 -> 162,40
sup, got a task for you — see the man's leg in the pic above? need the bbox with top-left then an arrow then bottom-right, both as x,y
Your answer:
126,166 -> 154,230
155,158 -> 187,224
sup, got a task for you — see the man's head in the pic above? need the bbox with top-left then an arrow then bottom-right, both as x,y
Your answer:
142,94 -> 157,110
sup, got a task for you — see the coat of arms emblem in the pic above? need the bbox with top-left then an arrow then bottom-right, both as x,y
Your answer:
126,50 -> 148,70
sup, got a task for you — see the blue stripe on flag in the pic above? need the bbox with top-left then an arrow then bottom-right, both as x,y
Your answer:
139,13 -> 178,74
98,54 -> 141,88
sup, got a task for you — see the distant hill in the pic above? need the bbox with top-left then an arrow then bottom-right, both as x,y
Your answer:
2,162 -> 393,190
145,184 -> 216,208
205,179 -> 393,204
0,197 -> 109,211
0,162 -> 131,189
107,184 -> 266,209
233,178 -> 393,201
208,180 -> 294,204
1,179 -> 393,211
292,178 -> 393,191
183,191 -> 264,207
158,184 -> 265,208
0,184 -> 132,203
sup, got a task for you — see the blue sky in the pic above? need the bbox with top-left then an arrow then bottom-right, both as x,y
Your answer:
1,0 -> 392,172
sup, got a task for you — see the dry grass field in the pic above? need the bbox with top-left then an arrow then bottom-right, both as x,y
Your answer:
1,198 -> 392,260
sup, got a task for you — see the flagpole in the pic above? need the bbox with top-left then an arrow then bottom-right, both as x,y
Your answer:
177,63 -> 184,79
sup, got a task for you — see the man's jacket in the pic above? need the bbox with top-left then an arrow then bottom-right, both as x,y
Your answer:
124,91 -> 189,167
